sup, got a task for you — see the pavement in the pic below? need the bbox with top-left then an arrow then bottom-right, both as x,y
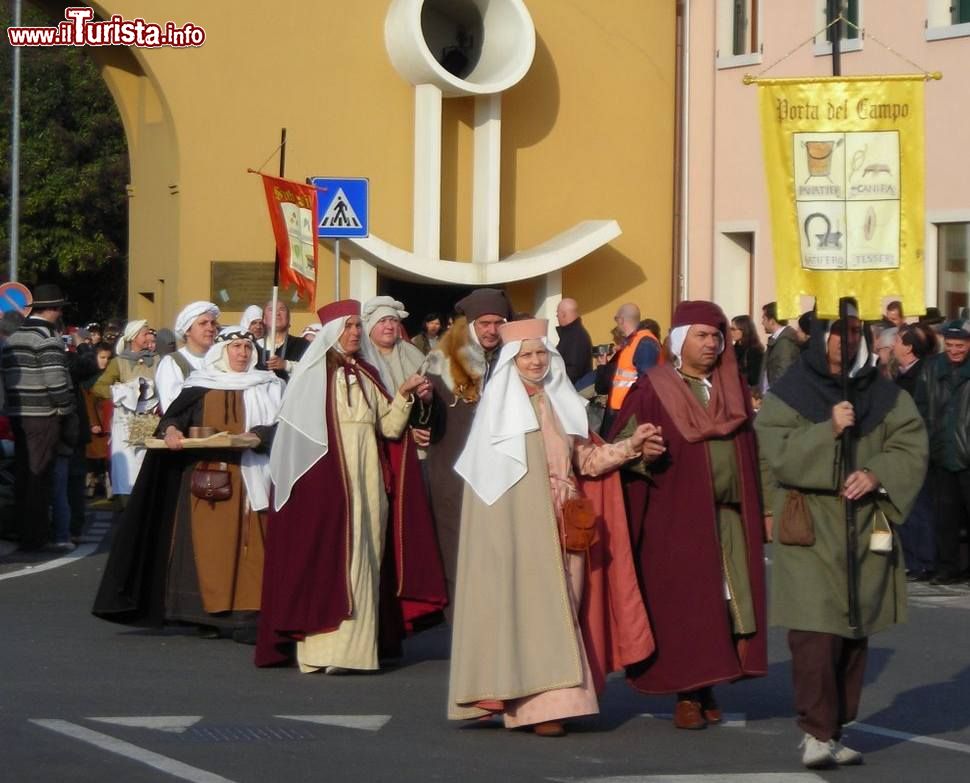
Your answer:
1,515 -> 970,782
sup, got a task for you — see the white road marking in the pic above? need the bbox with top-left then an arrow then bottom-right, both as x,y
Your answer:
30,719 -> 237,783
640,713 -> 747,728
275,714 -> 391,731
88,716 -> 203,734
0,544 -> 98,581
850,721 -> 970,754
549,775 -> 826,782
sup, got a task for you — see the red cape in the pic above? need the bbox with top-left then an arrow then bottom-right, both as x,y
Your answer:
608,372 -> 768,694
576,458 -> 656,693
255,361 -> 447,667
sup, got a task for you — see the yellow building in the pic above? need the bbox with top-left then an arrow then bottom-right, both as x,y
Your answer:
61,0 -> 676,341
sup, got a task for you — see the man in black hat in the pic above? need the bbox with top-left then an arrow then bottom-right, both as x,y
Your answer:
1,284 -> 78,551
915,318 -> 970,584
423,287 -> 511,617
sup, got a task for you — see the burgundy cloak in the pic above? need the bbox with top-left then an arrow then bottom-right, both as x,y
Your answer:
608,371 -> 768,695
255,360 -> 447,667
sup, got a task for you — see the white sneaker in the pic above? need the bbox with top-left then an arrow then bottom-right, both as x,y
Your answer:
49,541 -> 76,553
831,738 -> 864,765
799,734 -> 836,769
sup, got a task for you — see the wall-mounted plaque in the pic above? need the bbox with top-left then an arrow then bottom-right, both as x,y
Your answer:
210,261 -> 311,312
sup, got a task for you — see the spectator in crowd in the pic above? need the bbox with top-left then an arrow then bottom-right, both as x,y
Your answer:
412,312 -> 443,355
554,298 -> 593,386
256,300 -> 445,669
883,300 -> 905,328
260,300 -> 307,380
240,305 -> 265,340
915,318 -> 970,585
91,320 -> 159,500
86,322 -> 103,346
609,301 -> 767,731
757,304 -> 927,768
730,314 -> 764,392
761,302 -> 801,389
595,303 -> 663,436
894,323 -> 938,581
103,319 -> 124,349
448,318 -> 654,737
423,288 -> 511,618
1,284 -> 78,551
155,302 -> 220,413
145,329 -> 157,354
874,327 -> 898,380
919,307 -> 946,352
93,327 -> 284,643
80,343 -> 113,499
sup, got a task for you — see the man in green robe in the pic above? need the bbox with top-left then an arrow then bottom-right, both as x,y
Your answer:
756,305 -> 927,770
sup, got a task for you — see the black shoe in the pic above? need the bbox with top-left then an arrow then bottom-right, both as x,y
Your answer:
197,624 -> 221,639
930,571 -> 962,586
231,627 -> 258,645
906,570 -> 929,583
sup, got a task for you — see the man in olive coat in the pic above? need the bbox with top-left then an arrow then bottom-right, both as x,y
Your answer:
756,306 -> 927,769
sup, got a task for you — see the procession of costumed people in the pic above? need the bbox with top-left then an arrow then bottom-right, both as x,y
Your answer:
448,318 -> 655,736
93,327 -> 284,643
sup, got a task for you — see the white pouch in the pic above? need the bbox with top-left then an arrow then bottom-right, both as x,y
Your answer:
869,509 -> 893,553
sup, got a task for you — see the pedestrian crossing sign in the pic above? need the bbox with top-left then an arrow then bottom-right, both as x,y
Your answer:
311,177 -> 369,238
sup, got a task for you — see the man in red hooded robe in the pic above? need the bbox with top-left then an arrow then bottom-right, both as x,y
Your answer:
608,300 -> 767,729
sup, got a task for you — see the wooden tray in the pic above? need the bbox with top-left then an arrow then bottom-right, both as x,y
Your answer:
144,432 -> 259,450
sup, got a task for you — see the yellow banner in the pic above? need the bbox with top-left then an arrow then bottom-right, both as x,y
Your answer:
756,76 -> 926,319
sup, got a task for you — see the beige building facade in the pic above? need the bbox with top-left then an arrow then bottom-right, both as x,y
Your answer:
686,0 -> 970,322
47,0 -> 678,342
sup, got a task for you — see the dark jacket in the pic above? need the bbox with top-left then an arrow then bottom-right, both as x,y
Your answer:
256,333 -> 308,381
734,343 -> 765,390
555,318 -> 593,384
915,353 -> 970,471
894,358 -> 923,398
764,326 -> 800,387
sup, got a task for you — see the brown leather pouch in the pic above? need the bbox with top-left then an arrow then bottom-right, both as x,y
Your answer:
191,461 -> 232,502
778,489 -> 814,546
562,497 -> 599,551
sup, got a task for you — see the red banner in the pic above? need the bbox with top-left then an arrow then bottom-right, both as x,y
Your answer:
260,174 -> 318,304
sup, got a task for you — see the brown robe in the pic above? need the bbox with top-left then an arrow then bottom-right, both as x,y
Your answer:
164,390 -> 266,625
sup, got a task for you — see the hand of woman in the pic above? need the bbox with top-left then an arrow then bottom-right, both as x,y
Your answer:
630,423 -> 665,463
832,401 -> 855,436
164,425 -> 184,451
399,373 -> 431,399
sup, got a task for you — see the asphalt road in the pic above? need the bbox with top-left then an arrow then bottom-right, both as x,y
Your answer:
2,517 -> 969,783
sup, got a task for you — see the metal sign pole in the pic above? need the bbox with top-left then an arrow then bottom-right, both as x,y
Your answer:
335,239 -> 341,300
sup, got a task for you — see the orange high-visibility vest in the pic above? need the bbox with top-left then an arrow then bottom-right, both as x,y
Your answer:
608,329 -> 664,411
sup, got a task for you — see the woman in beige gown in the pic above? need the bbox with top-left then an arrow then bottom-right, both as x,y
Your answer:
449,319 -> 659,736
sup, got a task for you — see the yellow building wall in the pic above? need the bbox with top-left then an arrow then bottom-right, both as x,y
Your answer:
90,1 -> 676,342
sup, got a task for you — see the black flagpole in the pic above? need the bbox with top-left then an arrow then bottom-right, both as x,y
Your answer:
830,5 -> 861,630
839,297 -> 861,631
267,128 -> 287,358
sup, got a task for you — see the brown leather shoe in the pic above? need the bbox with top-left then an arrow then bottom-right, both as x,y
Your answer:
533,720 -> 566,737
699,688 -> 722,724
673,699 -> 707,730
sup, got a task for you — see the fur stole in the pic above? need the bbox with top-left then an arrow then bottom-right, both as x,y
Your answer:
423,316 -> 487,403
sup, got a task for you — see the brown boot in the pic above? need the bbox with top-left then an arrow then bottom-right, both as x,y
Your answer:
673,699 -> 706,730
699,686 -> 722,724
533,720 -> 566,737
